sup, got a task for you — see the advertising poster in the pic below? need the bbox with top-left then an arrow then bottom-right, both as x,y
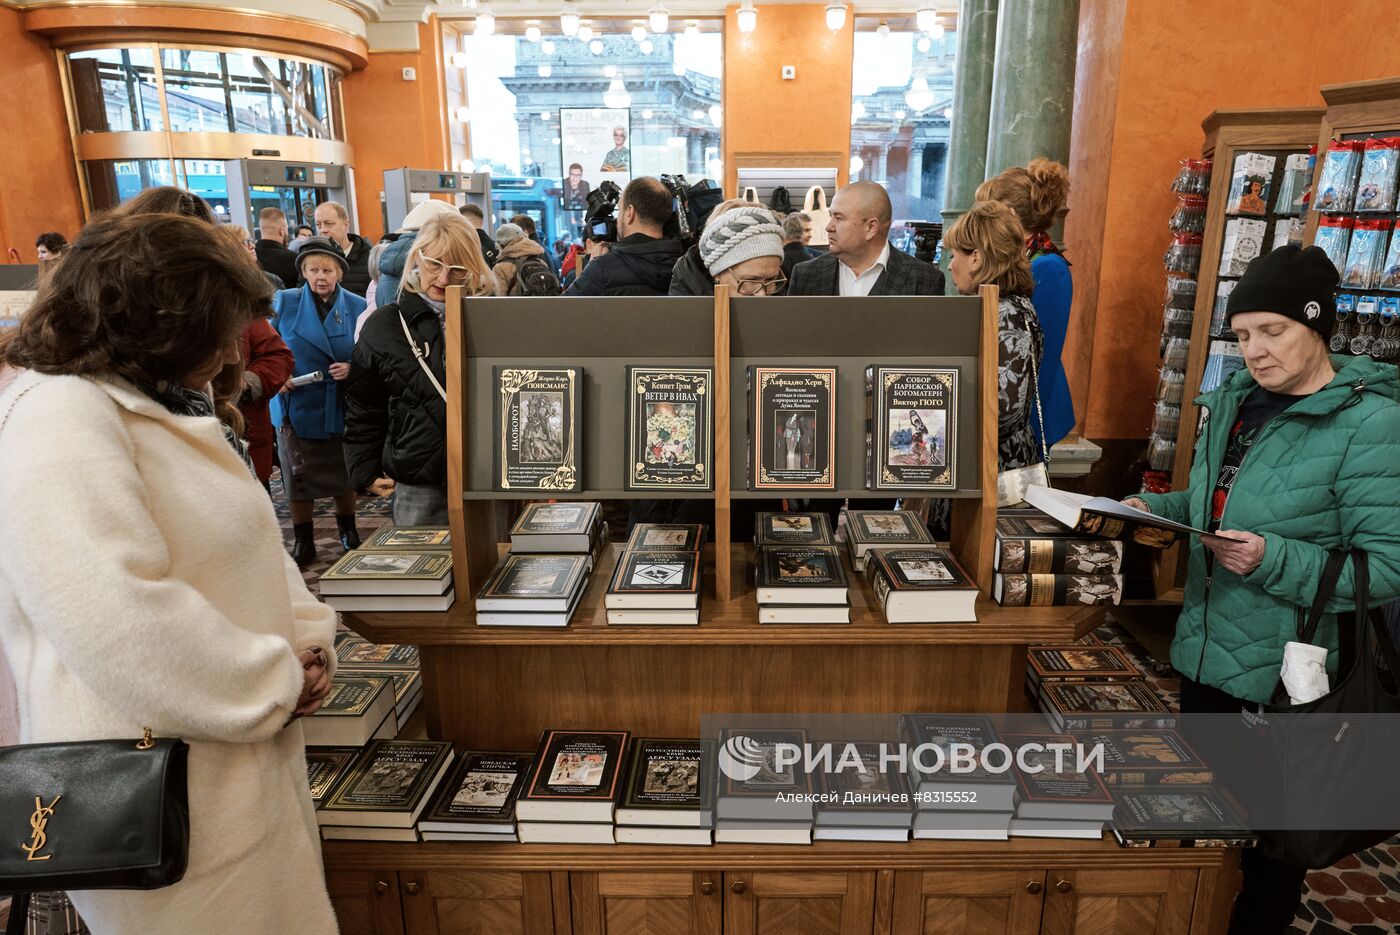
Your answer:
560,107 -> 632,209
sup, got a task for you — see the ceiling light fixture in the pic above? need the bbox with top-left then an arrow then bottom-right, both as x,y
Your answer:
684,22 -> 700,37
474,4 -> 495,36
559,1 -> 580,37
631,24 -> 647,42
916,4 -> 938,33
541,39 -> 556,54
649,4 -> 669,33
525,24 -> 541,43
640,39 -> 655,54
905,75 -> 934,112
916,35 -> 932,53
577,24 -> 594,42
824,2 -> 846,31
849,155 -> 864,176
537,64 -> 552,77
876,20 -> 890,39
708,104 -> 722,126
604,78 -> 631,109
589,39 -> 604,54
736,0 -> 757,34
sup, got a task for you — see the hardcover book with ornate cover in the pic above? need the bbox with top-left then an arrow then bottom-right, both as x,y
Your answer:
866,365 -> 959,491
493,366 -> 582,492
748,366 -> 836,490
626,366 -> 713,491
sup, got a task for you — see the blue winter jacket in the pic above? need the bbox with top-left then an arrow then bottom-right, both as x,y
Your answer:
269,284 -> 367,439
375,234 -> 417,307
1030,252 -> 1076,450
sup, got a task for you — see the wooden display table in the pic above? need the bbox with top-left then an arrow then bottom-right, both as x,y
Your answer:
321,837 -> 1239,935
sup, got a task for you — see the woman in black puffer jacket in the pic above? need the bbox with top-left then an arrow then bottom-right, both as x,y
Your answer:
344,213 -> 499,525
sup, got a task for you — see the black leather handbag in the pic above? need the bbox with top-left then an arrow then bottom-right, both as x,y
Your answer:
0,729 -> 190,935
768,185 -> 793,214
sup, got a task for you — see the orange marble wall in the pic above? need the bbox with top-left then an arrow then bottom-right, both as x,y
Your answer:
1072,0 -> 1400,439
341,20 -> 450,243
0,6 -> 83,261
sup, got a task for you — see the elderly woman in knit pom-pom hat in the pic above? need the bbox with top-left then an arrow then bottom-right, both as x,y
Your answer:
698,206 -> 788,296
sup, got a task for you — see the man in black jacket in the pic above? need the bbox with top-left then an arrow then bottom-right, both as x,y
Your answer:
780,211 -> 817,288
564,177 -> 685,297
314,200 -> 373,297
254,207 -> 297,288
787,181 -> 944,296
460,203 -> 499,266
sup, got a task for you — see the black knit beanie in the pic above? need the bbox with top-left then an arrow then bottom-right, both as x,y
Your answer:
1226,243 -> 1339,341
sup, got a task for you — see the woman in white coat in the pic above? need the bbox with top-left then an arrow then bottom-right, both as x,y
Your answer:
0,212 -> 340,935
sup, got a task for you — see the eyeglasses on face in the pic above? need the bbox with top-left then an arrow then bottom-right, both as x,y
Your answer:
732,273 -> 788,296
419,254 -> 472,284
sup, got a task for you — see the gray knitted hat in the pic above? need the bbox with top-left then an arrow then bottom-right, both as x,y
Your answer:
700,206 -> 784,276
494,222 -> 525,248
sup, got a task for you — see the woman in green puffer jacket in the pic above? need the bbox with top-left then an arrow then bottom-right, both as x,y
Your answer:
1128,244 -> 1400,935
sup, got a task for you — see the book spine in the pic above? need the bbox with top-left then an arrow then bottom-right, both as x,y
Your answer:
996,537 -> 1124,575
746,365 -> 755,491
864,365 -> 875,491
995,574 -> 1123,607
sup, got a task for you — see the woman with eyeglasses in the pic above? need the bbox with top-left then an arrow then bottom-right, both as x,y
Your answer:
345,213 -> 499,526
270,237 -> 369,566
697,206 -> 789,297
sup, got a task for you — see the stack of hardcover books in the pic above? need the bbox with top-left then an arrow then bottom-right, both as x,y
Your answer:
715,728 -> 814,844
317,739 -> 456,841
993,510 -> 1125,608
302,673 -> 397,746
515,730 -> 630,843
614,738 -> 716,845
319,526 -> 454,613
509,501 -> 608,567
1004,731 -> 1115,839
1036,679 -> 1175,734
754,513 -> 849,624
843,509 -> 933,573
813,742 -> 913,842
418,751 -> 534,842
865,546 -> 979,623
902,715 -> 1016,840
1109,786 -> 1255,849
605,524 -> 705,625
335,635 -> 424,726
474,553 -> 592,627
1024,644 -> 1140,703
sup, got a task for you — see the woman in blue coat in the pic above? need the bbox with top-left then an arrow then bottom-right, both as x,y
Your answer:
977,159 -> 1076,452
270,237 -> 367,566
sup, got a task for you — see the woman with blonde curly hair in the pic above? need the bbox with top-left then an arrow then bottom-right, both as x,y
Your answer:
977,158 -> 1075,449
345,212 -> 499,525
944,199 -> 1045,471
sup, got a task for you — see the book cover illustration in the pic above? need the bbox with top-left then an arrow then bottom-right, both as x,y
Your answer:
609,549 -> 700,594
1001,732 -> 1113,807
1074,730 -> 1212,786
322,551 -> 452,582
901,715 -> 1006,784
754,512 -> 834,546
1028,646 -> 1138,682
1112,787 -> 1251,842
306,747 -> 361,805
336,640 -> 420,670
749,366 -> 836,490
480,554 -> 588,600
425,752 -> 534,822
1043,681 -> 1170,717
364,527 -> 451,550
317,677 -> 390,717
626,366 -> 713,491
867,366 -> 959,491
324,740 -> 453,812
623,739 -> 715,809
757,546 -> 848,589
494,366 -> 581,492
873,548 -> 974,590
847,510 -> 934,546
512,501 -> 598,536
818,742 -> 912,809
525,730 -> 630,800
624,523 -> 705,552
719,728 -> 808,796
999,574 -> 1123,607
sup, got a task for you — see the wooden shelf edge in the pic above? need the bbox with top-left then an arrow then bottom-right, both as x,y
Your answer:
321,838 -> 1233,873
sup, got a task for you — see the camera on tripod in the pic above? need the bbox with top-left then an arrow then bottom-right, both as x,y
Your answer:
906,221 -> 944,265
583,182 -> 621,244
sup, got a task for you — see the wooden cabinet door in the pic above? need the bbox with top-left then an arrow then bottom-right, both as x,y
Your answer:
325,869 -> 406,935
1040,869 -> 1198,935
398,869 -> 559,935
890,869 -> 1046,935
724,871 -> 877,935
570,870 -> 722,935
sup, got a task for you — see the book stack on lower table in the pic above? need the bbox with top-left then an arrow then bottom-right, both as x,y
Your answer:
902,715 -> 1016,841
715,728 -> 814,844
1004,731 -> 1116,840
813,742 -> 913,842
515,730 -> 631,843
335,635 -> 424,726
418,751 -> 534,842
614,738 -> 716,845
318,527 -> 455,613
473,502 -> 606,627
604,524 -> 705,626
843,509 -> 934,573
993,511 -> 1124,608
754,513 -> 849,624
304,635 -> 424,746
317,739 -> 456,841
865,546 -> 979,624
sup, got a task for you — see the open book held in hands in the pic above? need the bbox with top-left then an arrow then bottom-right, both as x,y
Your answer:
1023,486 -> 1217,549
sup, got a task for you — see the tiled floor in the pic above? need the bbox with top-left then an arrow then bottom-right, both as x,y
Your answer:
1094,612 -> 1400,933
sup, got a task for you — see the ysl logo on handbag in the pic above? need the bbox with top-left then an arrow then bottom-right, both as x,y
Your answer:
21,794 -> 61,861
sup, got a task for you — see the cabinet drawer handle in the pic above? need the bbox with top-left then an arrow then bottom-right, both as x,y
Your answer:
700,882 -> 715,896
730,881 -> 746,894
374,880 -> 390,895
1055,880 -> 1073,894
405,882 -> 422,896
1024,881 -> 1043,895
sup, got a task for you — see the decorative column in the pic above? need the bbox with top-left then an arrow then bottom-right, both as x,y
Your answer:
907,143 -> 925,199
984,0 -> 1080,176
875,144 -> 889,184
939,0 -> 999,293
687,133 -> 704,175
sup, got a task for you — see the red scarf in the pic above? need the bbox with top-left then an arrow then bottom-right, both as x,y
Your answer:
1026,231 -> 1060,259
